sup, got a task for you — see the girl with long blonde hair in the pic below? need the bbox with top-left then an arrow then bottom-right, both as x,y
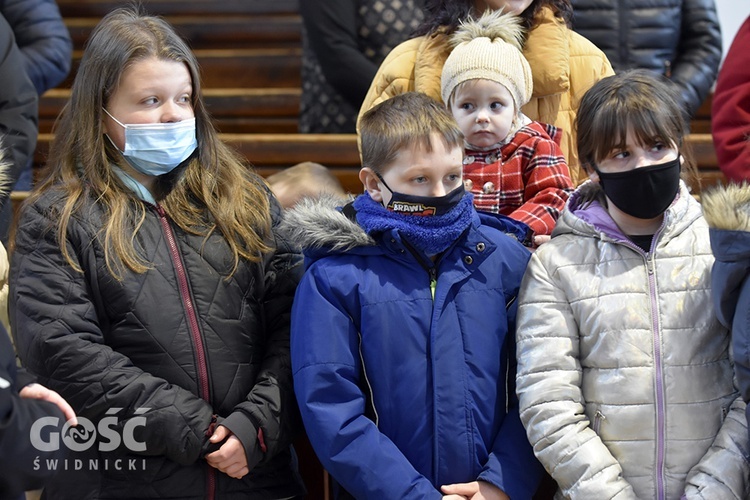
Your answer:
9,7 -> 306,499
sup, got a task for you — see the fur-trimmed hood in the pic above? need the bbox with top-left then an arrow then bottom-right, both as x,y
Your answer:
279,194 -> 374,255
702,183 -> 750,232
279,194 -> 533,263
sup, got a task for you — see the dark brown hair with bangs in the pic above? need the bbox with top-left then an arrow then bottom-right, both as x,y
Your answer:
359,92 -> 464,174
576,70 -> 697,186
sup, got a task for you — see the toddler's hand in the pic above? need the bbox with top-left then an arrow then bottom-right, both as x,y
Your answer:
534,234 -> 551,247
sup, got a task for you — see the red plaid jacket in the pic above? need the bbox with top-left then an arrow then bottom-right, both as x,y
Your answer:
463,121 -> 573,236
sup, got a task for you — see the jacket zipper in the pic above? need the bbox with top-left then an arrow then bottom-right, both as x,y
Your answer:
646,220 -> 671,500
427,263 -> 438,478
156,205 -> 215,500
607,226 -> 668,500
645,252 -> 666,500
429,267 -> 437,301
404,241 -> 440,473
593,410 -> 606,435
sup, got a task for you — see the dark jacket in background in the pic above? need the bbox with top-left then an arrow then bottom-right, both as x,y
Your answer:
0,327 -> 66,500
570,0 -> 721,118
299,0 -> 424,133
0,13 -> 37,189
10,189 -> 305,500
0,11 -> 38,245
0,0 -> 72,95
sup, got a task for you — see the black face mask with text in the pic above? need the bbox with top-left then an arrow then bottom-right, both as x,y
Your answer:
594,157 -> 681,219
377,173 -> 465,216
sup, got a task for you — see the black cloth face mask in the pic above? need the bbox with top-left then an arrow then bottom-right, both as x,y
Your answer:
594,156 -> 681,219
376,173 -> 465,216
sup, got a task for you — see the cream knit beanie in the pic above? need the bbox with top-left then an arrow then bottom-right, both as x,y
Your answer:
441,10 -> 532,110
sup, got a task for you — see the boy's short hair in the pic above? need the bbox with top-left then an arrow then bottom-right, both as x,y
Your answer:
359,92 -> 463,174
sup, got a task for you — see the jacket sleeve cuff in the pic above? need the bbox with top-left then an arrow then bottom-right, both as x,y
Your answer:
478,452 -> 543,500
15,367 -> 36,389
220,411 -> 265,469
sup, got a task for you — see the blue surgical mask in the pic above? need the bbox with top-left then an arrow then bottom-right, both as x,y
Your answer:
104,108 -> 198,176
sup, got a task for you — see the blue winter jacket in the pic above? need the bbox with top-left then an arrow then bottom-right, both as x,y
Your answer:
284,195 -> 542,499
703,184 -> 750,439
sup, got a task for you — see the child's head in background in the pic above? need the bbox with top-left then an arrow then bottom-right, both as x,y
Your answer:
267,162 -> 347,209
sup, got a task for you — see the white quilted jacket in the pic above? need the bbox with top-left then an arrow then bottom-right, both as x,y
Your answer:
516,181 -> 750,500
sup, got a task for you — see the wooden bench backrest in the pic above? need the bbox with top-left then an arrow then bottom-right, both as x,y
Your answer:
40,88 -> 302,134
57,0 -> 300,17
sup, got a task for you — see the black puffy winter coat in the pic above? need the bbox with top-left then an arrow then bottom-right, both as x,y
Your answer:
0,326 -> 68,499
0,0 -> 72,95
0,13 -> 37,190
570,0 -> 721,117
9,188 -> 306,500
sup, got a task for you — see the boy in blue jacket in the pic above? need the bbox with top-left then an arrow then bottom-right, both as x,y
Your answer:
286,91 -> 542,499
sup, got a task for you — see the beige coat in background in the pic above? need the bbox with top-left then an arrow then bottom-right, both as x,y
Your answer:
357,6 -> 614,185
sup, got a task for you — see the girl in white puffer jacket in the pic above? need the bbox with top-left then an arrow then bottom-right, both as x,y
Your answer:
515,70 -> 750,500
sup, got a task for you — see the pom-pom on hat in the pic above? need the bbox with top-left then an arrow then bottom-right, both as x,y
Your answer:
441,10 -> 533,111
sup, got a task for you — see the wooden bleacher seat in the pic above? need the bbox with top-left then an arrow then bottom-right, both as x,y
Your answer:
688,133 -> 722,181
56,0 -> 300,18
691,93 -> 712,134
40,88 -> 301,134
65,15 -> 301,50
60,48 -> 301,89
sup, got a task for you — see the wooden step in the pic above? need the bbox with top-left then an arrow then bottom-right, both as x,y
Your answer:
690,92 -> 713,134
224,134 -> 360,168
57,0 -> 300,17
65,15 -> 302,50
33,132 -> 360,170
40,88 -> 302,134
33,133 -> 361,193
60,48 -> 301,89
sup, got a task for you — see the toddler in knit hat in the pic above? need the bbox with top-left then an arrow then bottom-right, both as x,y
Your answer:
442,9 -> 573,244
